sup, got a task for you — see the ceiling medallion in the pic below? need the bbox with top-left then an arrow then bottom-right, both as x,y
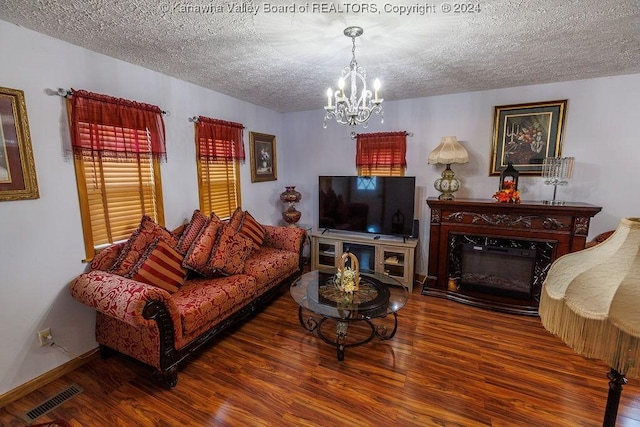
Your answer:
323,26 -> 383,129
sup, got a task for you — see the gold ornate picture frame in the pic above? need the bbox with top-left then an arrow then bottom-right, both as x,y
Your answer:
490,99 -> 568,175
249,132 -> 277,183
0,87 -> 39,201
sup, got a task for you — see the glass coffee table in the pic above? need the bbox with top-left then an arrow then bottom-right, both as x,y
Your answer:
290,270 -> 409,361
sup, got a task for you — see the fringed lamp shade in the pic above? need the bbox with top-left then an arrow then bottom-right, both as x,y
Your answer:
427,136 -> 469,165
539,217 -> 640,426
427,136 -> 469,201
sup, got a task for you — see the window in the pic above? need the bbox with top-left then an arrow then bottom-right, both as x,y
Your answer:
194,116 -> 245,218
68,90 -> 167,261
355,131 -> 407,176
197,158 -> 241,218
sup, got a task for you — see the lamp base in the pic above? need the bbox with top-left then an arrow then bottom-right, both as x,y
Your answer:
603,368 -> 627,427
434,164 -> 461,200
282,205 -> 301,227
437,193 -> 456,201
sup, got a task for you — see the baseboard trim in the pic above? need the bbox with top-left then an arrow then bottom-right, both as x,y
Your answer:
0,347 -> 99,409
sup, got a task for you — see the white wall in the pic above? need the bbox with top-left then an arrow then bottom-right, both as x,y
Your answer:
0,20 -> 288,396
284,74 -> 640,275
2,17 -> 639,396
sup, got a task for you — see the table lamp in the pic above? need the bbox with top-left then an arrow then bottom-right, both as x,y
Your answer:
539,217 -> 640,427
428,136 -> 469,200
279,186 -> 302,227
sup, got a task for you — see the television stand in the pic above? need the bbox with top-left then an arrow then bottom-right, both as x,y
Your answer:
311,229 -> 418,292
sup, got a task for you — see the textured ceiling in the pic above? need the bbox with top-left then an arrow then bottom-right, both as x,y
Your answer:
2,1 -> 640,112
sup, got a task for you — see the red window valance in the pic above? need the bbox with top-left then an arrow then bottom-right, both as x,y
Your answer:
195,116 -> 245,163
70,89 -> 167,162
356,131 -> 407,168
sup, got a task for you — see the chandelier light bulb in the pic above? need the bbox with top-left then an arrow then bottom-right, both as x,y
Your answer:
326,88 -> 333,108
374,79 -> 381,101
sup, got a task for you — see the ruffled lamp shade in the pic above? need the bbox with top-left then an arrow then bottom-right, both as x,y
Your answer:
539,217 -> 640,426
428,136 -> 469,200
428,136 -> 469,165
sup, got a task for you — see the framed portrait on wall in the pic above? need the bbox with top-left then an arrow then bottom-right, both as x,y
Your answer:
0,87 -> 39,201
490,99 -> 568,175
249,131 -> 277,183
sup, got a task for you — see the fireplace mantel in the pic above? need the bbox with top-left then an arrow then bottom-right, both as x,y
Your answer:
424,197 -> 602,315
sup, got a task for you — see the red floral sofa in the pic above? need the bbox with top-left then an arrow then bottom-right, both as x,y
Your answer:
70,209 -> 306,387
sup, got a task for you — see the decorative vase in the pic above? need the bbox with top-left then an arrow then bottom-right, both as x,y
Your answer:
280,186 -> 302,227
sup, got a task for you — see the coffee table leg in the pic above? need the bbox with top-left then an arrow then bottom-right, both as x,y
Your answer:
336,321 -> 348,361
307,316 -> 381,361
375,311 -> 399,340
298,306 -> 319,332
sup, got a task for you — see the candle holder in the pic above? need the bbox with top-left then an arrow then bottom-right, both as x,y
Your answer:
542,157 -> 574,205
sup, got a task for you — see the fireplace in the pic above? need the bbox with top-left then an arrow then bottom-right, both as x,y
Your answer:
460,244 -> 536,299
424,197 -> 602,315
448,234 -> 553,306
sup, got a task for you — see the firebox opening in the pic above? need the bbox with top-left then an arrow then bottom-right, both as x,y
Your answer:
460,244 -> 536,299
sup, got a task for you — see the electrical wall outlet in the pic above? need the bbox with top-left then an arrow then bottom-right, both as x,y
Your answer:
37,328 -> 53,347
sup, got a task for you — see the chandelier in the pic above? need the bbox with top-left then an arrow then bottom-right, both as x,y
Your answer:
323,26 -> 383,129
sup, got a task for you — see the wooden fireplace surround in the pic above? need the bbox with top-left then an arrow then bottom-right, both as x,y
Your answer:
424,197 -> 602,315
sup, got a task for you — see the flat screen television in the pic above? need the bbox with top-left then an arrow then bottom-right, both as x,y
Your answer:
318,176 -> 416,237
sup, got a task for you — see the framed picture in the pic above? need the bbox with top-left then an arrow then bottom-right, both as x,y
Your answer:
249,132 -> 277,183
0,87 -> 39,201
490,99 -> 568,175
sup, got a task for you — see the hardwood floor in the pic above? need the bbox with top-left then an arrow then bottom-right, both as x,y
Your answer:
2,286 -> 639,426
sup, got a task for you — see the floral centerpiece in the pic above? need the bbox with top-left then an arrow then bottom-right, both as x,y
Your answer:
492,180 -> 521,203
334,252 -> 360,294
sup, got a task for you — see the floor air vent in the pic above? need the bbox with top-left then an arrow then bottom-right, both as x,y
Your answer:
22,383 -> 83,424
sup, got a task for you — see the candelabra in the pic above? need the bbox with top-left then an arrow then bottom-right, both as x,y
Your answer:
542,157 -> 574,205
323,26 -> 383,129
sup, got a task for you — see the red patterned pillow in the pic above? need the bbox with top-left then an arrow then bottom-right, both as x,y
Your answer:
238,210 -> 266,251
90,244 -> 122,271
109,216 -> 178,277
182,216 -> 224,277
208,224 -> 254,275
228,207 -> 243,231
175,210 -> 209,255
129,239 -> 187,293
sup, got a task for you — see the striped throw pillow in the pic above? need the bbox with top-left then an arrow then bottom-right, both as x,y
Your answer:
109,215 -> 178,277
130,238 -> 188,293
238,211 -> 266,251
